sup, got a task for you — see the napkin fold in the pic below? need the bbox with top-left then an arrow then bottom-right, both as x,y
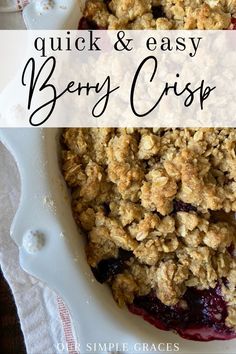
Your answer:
0,141 -> 79,354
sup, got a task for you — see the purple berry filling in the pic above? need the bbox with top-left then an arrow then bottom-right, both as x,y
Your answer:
78,17 -> 106,30
91,249 -> 133,283
128,285 -> 236,341
152,6 -> 165,19
172,199 -> 198,213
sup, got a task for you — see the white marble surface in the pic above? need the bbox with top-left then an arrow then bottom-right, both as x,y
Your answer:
0,11 -> 25,29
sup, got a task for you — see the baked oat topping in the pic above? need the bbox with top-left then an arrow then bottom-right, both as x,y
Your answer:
70,0 -> 236,340
61,128 -> 236,336
80,0 -> 236,29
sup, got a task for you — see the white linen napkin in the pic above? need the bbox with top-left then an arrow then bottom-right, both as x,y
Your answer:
0,141 -> 79,354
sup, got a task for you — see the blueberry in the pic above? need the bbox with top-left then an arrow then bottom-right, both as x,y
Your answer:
91,258 -> 124,283
118,248 -> 133,261
78,17 -> 106,30
152,6 -> 165,19
91,248 -> 133,283
172,199 -> 197,213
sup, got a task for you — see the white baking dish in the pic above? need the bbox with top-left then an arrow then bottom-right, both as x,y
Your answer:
0,128 -> 236,354
23,0 -> 83,29
1,1 -> 236,353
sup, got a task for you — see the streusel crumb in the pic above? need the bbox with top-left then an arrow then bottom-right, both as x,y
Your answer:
81,0 -> 236,29
62,128 -> 236,330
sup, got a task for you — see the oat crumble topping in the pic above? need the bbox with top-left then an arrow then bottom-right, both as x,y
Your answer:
61,128 -> 236,331
81,0 -> 236,29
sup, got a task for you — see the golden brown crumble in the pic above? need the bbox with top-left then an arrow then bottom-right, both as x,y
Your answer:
82,0 -> 236,29
61,128 -> 236,330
